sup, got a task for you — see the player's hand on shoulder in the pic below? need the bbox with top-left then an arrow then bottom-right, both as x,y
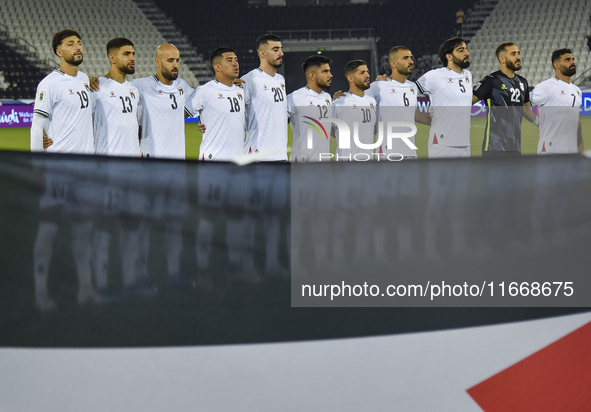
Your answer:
42,130 -> 53,150
233,78 -> 245,88
89,76 -> 100,92
198,123 -> 206,134
375,74 -> 388,82
332,90 -> 345,101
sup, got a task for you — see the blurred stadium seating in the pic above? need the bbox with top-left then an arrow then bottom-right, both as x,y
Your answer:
0,0 -> 210,88
468,0 -> 591,85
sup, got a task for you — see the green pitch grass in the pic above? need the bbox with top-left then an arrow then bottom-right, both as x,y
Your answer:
3,118 -> 591,158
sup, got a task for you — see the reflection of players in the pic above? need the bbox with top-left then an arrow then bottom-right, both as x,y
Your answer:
529,48 -> 583,154
416,37 -> 472,158
188,47 -> 246,161
472,42 -> 537,156
242,34 -> 288,161
332,60 -> 377,160
91,38 -> 143,298
132,44 -> 195,290
31,30 -> 96,310
287,55 -> 334,162
367,46 -> 431,158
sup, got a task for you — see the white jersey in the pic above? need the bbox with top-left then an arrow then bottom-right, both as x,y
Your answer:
132,76 -> 194,159
416,67 -> 473,147
332,92 -> 377,160
530,77 -> 582,154
287,87 -> 334,162
242,68 -> 288,161
188,80 -> 246,161
33,69 -> 94,154
92,77 -> 140,157
366,78 -> 419,157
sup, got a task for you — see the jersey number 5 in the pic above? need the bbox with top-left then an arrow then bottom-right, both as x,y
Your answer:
458,79 -> 466,94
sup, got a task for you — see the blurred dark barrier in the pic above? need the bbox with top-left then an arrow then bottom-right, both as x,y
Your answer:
0,151 -> 588,347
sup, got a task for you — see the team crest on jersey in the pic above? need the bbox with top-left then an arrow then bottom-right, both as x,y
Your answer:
501,84 -> 507,90
69,89 -> 74,95
281,84 -> 285,91
237,93 -> 243,100
309,101 -> 313,106
130,91 -> 135,99
410,88 -> 415,94
370,102 -> 374,108
560,90 -> 566,95
353,104 -> 357,109
110,91 -> 116,98
391,89 -> 396,94
158,90 -> 163,95
218,93 -> 224,99
178,88 -> 184,95
325,99 -> 330,105
465,77 -> 469,83
448,78 -> 453,83
519,83 -> 524,91
37,91 -> 46,103
577,90 -> 581,96
263,85 -> 268,90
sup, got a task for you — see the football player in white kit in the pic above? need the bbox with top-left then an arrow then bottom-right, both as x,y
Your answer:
91,38 -> 145,298
367,46 -> 431,159
241,34 -> 289,277
418,38 -> 473,259
416,37 -> 473,158
367,46 -> 431,261
132,44 -> 195,291
529,49 -> 584,251
242,34 -> 288,161
530,48 -> 584,155
31,29 -> 97,310
287,55 -> 334,162
332,59 -> 377,160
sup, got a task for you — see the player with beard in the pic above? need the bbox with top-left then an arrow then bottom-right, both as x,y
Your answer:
31,29 -> 97,310
31,29 -> 93,153
416,37 -> 473,158
93,37 -> 140,156
530,48 -> 583,154
132,43 -> 195,159
241,34 -> 288,161
367,46 -> 431,159
287,55 -> 334,162
332,59 -> 377,160
472,42 -> 537,156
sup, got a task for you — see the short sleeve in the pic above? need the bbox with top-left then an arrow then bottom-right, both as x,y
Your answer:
188,86 -> 205,115
416,71 -> 434,95
529,82 -> 548,107
366,82 -> 380,104
286,92 -> 295,120
33,78 -> 53,118
473,74 -> 493,100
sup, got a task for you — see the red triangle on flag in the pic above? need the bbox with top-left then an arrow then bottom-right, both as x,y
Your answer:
467,321 -> 591,411
433,134 -> 438,144
249,147 -> 252,153
201,154 -> 205,161
542,142 -> 546,152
